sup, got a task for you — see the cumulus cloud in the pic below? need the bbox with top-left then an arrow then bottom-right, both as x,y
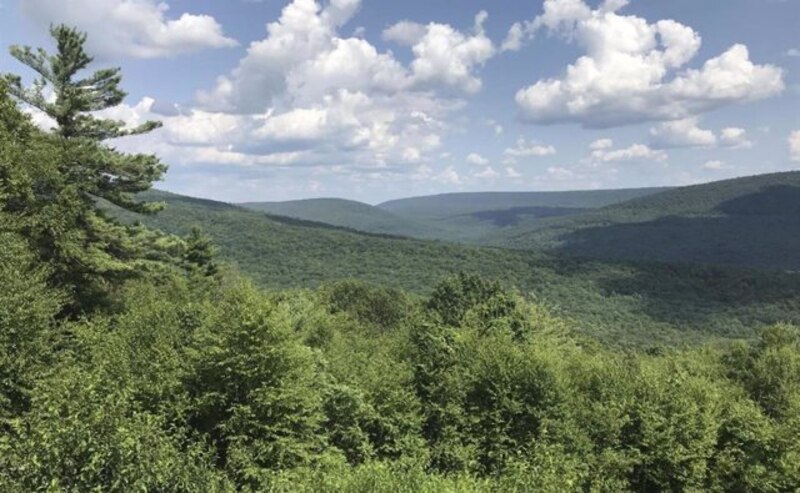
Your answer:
648,120 -> 753,150
790,131 -> 800,162
505,166 -> 522,178
383,11 -> 496,94
650,118 -> 716,149
382,20 -> 428,46
20,0 -> 237,58
177,0 -> 495,172
504,138 -> 557,157
547,166 -> 576,180
589,138 -> 614,150
473,166 -> 499,179
591,143 -> 667,163
511,0 -> 784,128
467,153 -> 490,165
412,164 -> 462,184
720,128 -> 753,149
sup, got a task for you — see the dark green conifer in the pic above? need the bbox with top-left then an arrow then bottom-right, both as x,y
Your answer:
2,25 -> 171,310
183,227 -> 218,277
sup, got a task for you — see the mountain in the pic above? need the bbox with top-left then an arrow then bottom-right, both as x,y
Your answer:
240,188 -> 668,243
378,188 -> 670,218
110,190 -> 800,347
491,171 -> 800,270
376,188 -> 668,242
240,198 -> 439,238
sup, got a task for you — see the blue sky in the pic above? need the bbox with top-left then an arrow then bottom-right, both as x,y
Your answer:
1,0 -> 799,203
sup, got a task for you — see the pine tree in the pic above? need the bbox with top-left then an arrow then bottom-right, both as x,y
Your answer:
183,227 -> 218,277
2,25 -> 172,310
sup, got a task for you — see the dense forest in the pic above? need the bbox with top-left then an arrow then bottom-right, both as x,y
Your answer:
114,190 -> 800,348
242,174 -> 800,272
1,27 -> 800,492
488,172 -> 800,270
240,188 -> 668,243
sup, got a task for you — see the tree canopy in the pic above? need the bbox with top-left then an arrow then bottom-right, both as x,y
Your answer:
2,25 -> 174,310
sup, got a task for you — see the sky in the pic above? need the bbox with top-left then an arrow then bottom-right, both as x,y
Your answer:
1,0 -> 799,204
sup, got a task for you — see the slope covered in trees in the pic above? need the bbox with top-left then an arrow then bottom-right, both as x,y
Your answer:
3,238 -> 800,491
376,188 -> 667,242
111,190 -> 800,348
241,189 -> 667,242
490,171 -> 800,270
241,198 -> 441,238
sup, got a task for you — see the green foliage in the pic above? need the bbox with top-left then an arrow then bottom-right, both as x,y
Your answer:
183,280 -> 328,487
3,366 -> 229,492
427,273 -> 527,339
492,171 -> 800,271
1,26 -> 172,311
109,190 -> 800,348
183,227 -> 219,276
242,197 -> 442,239
376,188 -> 667,243
0,231 -> 63,420
0,256 -> 797,490
323,280 -> 416,332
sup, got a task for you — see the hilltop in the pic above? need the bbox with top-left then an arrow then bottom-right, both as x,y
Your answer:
240,197 -> 439,238
491,171 -> 800,270
241,188 -> 667,242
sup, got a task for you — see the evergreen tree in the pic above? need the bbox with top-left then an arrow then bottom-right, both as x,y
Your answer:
184,227 -> 218,277
2,25 -> 171,309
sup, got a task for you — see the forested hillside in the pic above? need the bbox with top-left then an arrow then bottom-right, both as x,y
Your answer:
241,189 -> 666,242
378,189 -> 668,218
2,25 -> 800,493
112,190 -> 800,348
240,198 -> 441,238
491,172 -> 800,270
376,189 -> 666,242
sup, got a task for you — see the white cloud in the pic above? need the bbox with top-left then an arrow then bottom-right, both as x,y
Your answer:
589,138 -> 613,150
473,166 -> 499,179
21,0 -> 237,58
504,137 -> 557,157
719,127 -> 753,149
382,21 -> 428,45
650,118 -> 716,149
486,119 -> 504,135
505,166 -> 522,178
591,143 -> 667,163
788,48 -> 800,57
703,160 -> 725,170
512,0 -> 784,128
180,0 -> 493,173
501,22 -> 526,52
411,164 -> 462,184
384,11 -> 496,94
547,166 -> 576,180
790,131 -> 800,162
467,153 -> 490,165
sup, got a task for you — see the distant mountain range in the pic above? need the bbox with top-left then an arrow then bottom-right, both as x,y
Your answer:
241,187 -> 668,243
240,171 -> 800,271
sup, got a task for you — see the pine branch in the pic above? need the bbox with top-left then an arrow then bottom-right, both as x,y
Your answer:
8,45 -> 55,83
